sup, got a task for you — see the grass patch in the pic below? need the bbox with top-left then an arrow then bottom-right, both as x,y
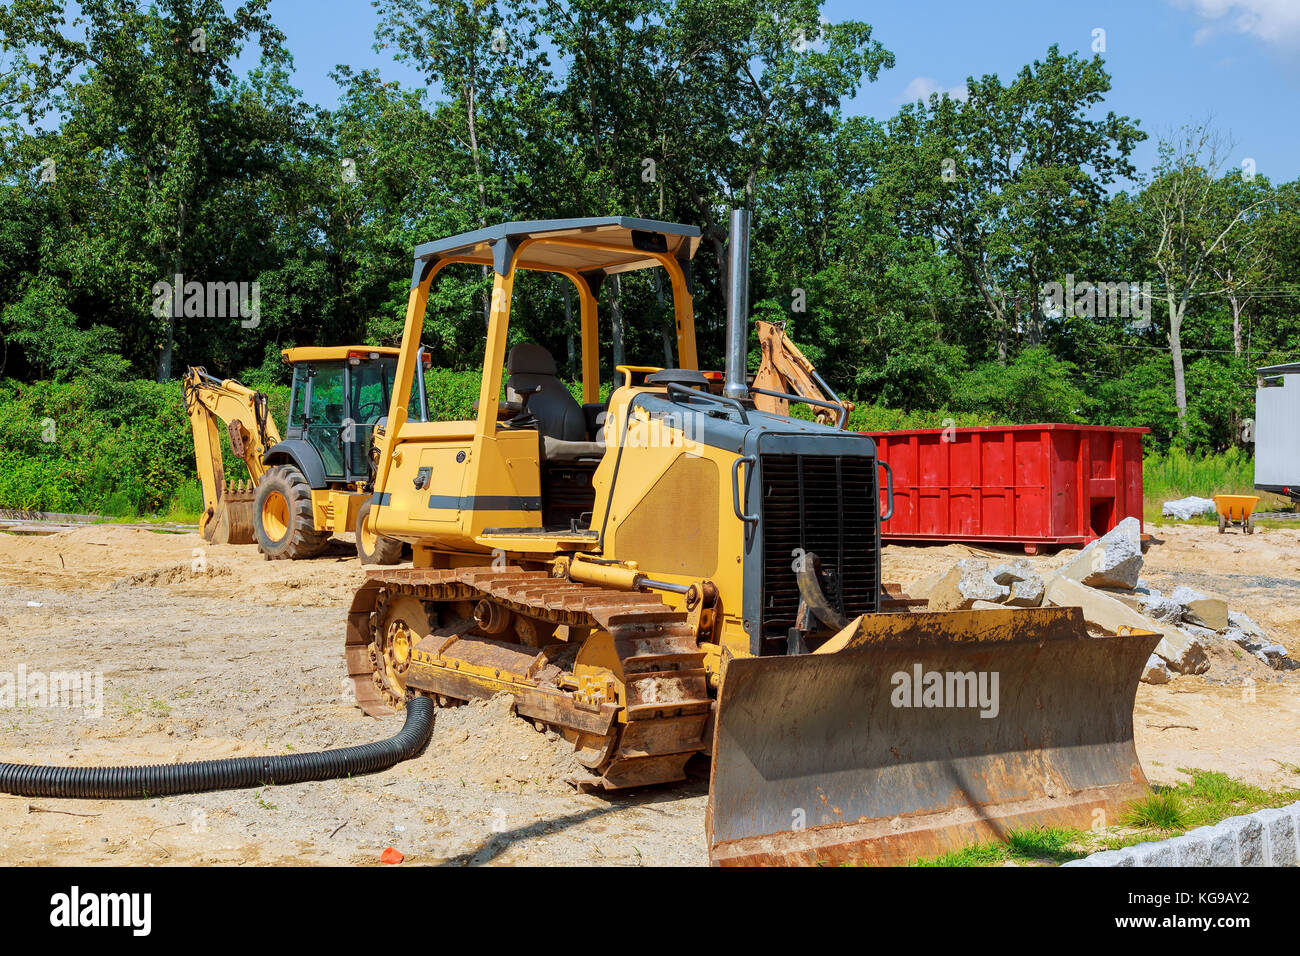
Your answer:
1175,769 -> 1299,827
910,826 -> 1086,867
909,770 -> 1300,864
1123,790 -> 1187,831
1144,447 -> 1255,502
1141,445 -> 1296,524
1093,769 -> 1300,851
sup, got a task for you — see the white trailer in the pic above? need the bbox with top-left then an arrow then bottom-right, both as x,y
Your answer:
1255,362 -> 1300,503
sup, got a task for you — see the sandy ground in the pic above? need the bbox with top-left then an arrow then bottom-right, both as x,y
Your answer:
0,520 -> 1297,866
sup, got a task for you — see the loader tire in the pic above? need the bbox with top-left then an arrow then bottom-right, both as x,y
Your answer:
355,499 -> 403,565
254,465 -> 330,560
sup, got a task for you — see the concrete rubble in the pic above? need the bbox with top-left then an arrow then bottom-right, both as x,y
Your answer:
1056,517 -> 1144,589
927,559 -> 1010,611
921,523 -> 1293,683
991,560 -> 1046,607
1168,586 -> 1230,630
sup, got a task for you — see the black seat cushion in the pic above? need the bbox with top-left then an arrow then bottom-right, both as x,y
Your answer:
505,344 -> 586,443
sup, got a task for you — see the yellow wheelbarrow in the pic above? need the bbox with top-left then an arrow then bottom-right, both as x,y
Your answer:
1213,494 -> 1260,534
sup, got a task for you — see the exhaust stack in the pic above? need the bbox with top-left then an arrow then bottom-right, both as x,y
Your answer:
723,207 -> 751,400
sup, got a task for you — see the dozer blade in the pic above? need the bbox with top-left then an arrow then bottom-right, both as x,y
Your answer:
707,606 -> 1160,866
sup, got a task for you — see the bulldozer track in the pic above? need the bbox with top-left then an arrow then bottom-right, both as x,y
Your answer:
346,566 -> 713,789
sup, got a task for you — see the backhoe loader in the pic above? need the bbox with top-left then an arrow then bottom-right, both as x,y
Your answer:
184,347 -> 410,563
345,212 -> 1159,865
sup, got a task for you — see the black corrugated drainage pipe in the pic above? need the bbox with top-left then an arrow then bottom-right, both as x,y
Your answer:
0,696 -> 433,799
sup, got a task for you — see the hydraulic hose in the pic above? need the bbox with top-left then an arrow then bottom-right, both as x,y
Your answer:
0,696 -> 434,799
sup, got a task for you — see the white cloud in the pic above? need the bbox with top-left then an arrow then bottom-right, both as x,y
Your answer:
899,76 -> 969,104
1172,0 -> 1300,49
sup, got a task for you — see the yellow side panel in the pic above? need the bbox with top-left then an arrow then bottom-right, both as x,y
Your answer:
613,456 -> 719,577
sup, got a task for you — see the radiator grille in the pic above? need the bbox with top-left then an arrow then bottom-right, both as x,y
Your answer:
759,453 -> 880,650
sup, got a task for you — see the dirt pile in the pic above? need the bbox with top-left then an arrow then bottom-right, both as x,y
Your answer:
110,563 -> 234,589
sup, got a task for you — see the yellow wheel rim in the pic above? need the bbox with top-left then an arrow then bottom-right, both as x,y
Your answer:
360,516 -> 378,555
262,491 -> 290,541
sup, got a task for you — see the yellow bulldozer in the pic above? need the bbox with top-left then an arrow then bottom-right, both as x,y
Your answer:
184,346 -> 412,563
345,212 -> 1159,865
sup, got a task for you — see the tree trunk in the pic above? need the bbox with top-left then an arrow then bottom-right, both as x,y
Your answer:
609,273 -> 625,369
1167,291 -> 1188,429
1230,294 -> 1243,357
655,269 -> 674,367
157,308 -> 174,383
562,280 -> 576,371
157,195 -> 188,382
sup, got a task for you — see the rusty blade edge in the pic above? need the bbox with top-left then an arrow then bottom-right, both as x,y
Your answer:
708,782 -> 1145,866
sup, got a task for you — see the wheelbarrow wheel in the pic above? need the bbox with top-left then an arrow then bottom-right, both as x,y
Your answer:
1246,516 -> 1256,535
1218,514 -> 1227,534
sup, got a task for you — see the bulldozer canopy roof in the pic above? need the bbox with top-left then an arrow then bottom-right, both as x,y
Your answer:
412,217 -> 701,278
282,346 -> 401,364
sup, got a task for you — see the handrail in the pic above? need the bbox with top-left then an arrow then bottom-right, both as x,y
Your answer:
749,386 -> 849,430
731,456 -> 759,524
877,459 -> 895,521
665,382 -> 749,425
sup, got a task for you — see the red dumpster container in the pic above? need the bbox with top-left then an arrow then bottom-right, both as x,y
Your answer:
865,424 -> 1149,553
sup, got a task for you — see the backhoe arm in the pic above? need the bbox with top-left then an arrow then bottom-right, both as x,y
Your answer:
751,320 -> 855,426
182,367 -> 281,543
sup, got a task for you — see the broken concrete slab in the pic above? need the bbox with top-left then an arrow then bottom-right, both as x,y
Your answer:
1169,585 -> 1230,631
1056,516 -> 1144,590
908,569 -> 949,600
1097,587 -> 1145,610
1141,653 -> 1173,685
1005,573 -> 1045,607
1140,595 -> 1185,624
1227,610 -> 1269,643
991,560 -> 1034,585
927,560 -> 1010,611
1256,644 -> 1290,666
1155,629 -> 1211,676
1045,574 -> 1159,634
1223,627 -> 1257,650
1044,575 -> 1209,675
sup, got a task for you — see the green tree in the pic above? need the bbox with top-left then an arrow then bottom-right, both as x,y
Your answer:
880,46 -> 1143,362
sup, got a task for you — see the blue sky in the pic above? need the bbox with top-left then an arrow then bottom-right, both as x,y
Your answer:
268,0 -> 1300,186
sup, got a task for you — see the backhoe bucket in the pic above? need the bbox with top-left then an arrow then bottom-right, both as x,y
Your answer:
707,606 -> 1160,866
203,480 -> 258,546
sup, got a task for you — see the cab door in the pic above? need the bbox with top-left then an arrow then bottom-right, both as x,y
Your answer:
301,362 -> 348,482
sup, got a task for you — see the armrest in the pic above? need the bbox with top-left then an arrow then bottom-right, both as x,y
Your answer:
471,399 -> 527,419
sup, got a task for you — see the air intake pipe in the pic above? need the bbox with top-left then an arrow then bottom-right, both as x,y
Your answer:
723,207 -> 751,400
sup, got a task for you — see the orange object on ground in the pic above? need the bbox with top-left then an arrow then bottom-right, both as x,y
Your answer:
380,847 -> 404,864
1212,494 -> 1260,534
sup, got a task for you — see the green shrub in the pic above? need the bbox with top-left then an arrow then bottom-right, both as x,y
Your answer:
0,376 -> 286,518
1144,446 -> 1255,502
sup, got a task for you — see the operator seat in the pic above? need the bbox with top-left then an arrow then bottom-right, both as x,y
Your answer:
505,344 -> 604,460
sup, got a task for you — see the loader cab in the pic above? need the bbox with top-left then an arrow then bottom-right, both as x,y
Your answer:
282,347 -> 408,484
373,217 -> 702,545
